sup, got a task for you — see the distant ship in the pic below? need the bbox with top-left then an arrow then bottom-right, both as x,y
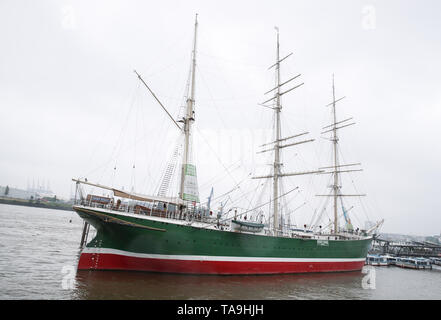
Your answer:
72,15 -> 382,275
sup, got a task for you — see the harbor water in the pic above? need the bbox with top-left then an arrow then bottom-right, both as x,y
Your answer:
0,203 -> 440,300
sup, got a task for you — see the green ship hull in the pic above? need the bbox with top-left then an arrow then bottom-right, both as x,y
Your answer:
75,205 -> 372,275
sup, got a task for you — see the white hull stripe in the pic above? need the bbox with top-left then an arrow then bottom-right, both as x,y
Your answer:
82,247 -> 366,263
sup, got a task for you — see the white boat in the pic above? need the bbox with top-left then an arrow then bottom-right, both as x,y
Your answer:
395,257 -> 432,270
381,254 -> 398,265
429,257 -> 441,266
231,219 -> 265,233
366,254 -> 388,266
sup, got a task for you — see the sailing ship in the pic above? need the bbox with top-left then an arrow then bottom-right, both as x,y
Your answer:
72,16 -> 382,275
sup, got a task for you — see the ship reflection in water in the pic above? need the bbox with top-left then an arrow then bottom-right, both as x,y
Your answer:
72,269 -> 368,300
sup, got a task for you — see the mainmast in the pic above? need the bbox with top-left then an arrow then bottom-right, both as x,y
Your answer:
273,29 -> 282,234
253,28 -> 321,235
331,75 -> 339,233
179,14 -> 199,202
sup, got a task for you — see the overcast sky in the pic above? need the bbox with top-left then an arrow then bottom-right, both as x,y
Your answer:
1,0 -> 440,236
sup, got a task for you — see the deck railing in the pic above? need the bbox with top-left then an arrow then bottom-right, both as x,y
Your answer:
74,197 -> 220,224
74,197 -> 368,240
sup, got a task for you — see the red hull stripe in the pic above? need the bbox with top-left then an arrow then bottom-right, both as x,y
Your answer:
78,249 -> 366,274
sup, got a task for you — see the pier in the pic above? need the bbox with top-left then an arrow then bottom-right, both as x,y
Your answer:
370,238 -> 441,258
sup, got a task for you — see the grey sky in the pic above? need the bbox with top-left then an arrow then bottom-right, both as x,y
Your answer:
1,0 -> 440,236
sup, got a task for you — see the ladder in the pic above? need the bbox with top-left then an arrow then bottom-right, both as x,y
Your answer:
158,145 -> 180,197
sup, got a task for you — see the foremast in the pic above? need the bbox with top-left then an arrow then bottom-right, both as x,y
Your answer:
134,15 -> 200,204
179,14 -> 199,202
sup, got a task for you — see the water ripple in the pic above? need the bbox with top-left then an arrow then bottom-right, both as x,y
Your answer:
0,203 -> 440,300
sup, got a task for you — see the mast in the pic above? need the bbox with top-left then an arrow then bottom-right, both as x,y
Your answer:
316,76 -> 365,234
253,28 -> 321,235
135,15 -> 199,204
179,14 -> 198,201
331,75 -> 339,233
273,28 -> 282,233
